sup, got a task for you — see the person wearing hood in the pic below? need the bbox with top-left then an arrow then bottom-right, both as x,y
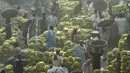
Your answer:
90,48 -> 103,70
71,40 -> 86,64
13,42 -> 23,73
46,26 -> 56,49
17,6 -> 28,17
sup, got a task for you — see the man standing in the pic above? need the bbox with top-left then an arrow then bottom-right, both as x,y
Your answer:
51,0 -> 59,19
90,48 -> 103,70
3,19 -> 12,39
47,12 -> 58,28
29,14 -> 36,38
13,42 -> 23,73
71,40 -> 86,64
91,9 -> 100,30
39,13 -> 47,34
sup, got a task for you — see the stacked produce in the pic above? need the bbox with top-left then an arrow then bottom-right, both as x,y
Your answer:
106,48 -> 121,73
118,34 -> 129,50
58,0 -> 79,19
0,27 -> 6,44
120,50 -> 130,73
94,69 -> 109,73
0,37 -> 17,59
29,35 -> 46,52
106,34 -> 129,73
111,4 -> 128,16
3,64 -> 13,73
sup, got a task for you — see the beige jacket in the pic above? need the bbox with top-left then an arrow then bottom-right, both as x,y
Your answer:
82,60 -> 94,73
52,55 -> 63,67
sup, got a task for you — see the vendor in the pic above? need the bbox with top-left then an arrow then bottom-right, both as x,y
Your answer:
82,59 -> 94,73
39,13 -> 47,34
52,50 -> 63,67
47,11 -> 58,28
16,26 -> 26,49
51,0 -> 59,19
13,42 -> 23,73
71,40 -> 86,64
71,28 -> 81,44
46,26 -> 56,49
2,19 -> 12,39
99,27 -> 110,41
29,14 -> 36,38
91,9 -> 100,30
90,48 -> 103,70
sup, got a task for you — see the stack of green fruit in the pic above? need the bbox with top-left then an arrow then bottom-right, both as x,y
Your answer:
3,64 -> 13,73
29,36 -> 46,52
120,50 -> 130,73
32,61 -> 50,73
56,31 -> 68,48
0,37 -> 16,59
25,49 -> 52,66
111,4 -> 128,16
63,40 -> 76,52
94,69 -> 110,73
118,34 -> 129,50
59,0 -> 79,18
62,56 -> 82,72
107,48 -> 121,73
0,27 -> 6,44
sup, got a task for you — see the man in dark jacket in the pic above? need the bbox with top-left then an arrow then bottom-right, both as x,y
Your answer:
39,13 -> 47,34
90,48 -> 103,70
3,19 -> 12,39
13,55 -> 23,73
13,42 -> 23,73
29,14 -> 36,38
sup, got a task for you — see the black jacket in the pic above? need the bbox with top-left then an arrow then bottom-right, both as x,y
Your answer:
90,49 -> 104,70
13,59 -> 23,73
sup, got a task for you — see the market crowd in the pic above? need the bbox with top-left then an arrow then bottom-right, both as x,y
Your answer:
1,0 -> 130,73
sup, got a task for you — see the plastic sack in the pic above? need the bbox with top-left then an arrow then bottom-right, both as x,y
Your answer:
47,67 -> 68,73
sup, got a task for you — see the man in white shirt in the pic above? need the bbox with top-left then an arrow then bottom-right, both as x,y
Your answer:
91,10 -> 100,30
47,12 -> 58,28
